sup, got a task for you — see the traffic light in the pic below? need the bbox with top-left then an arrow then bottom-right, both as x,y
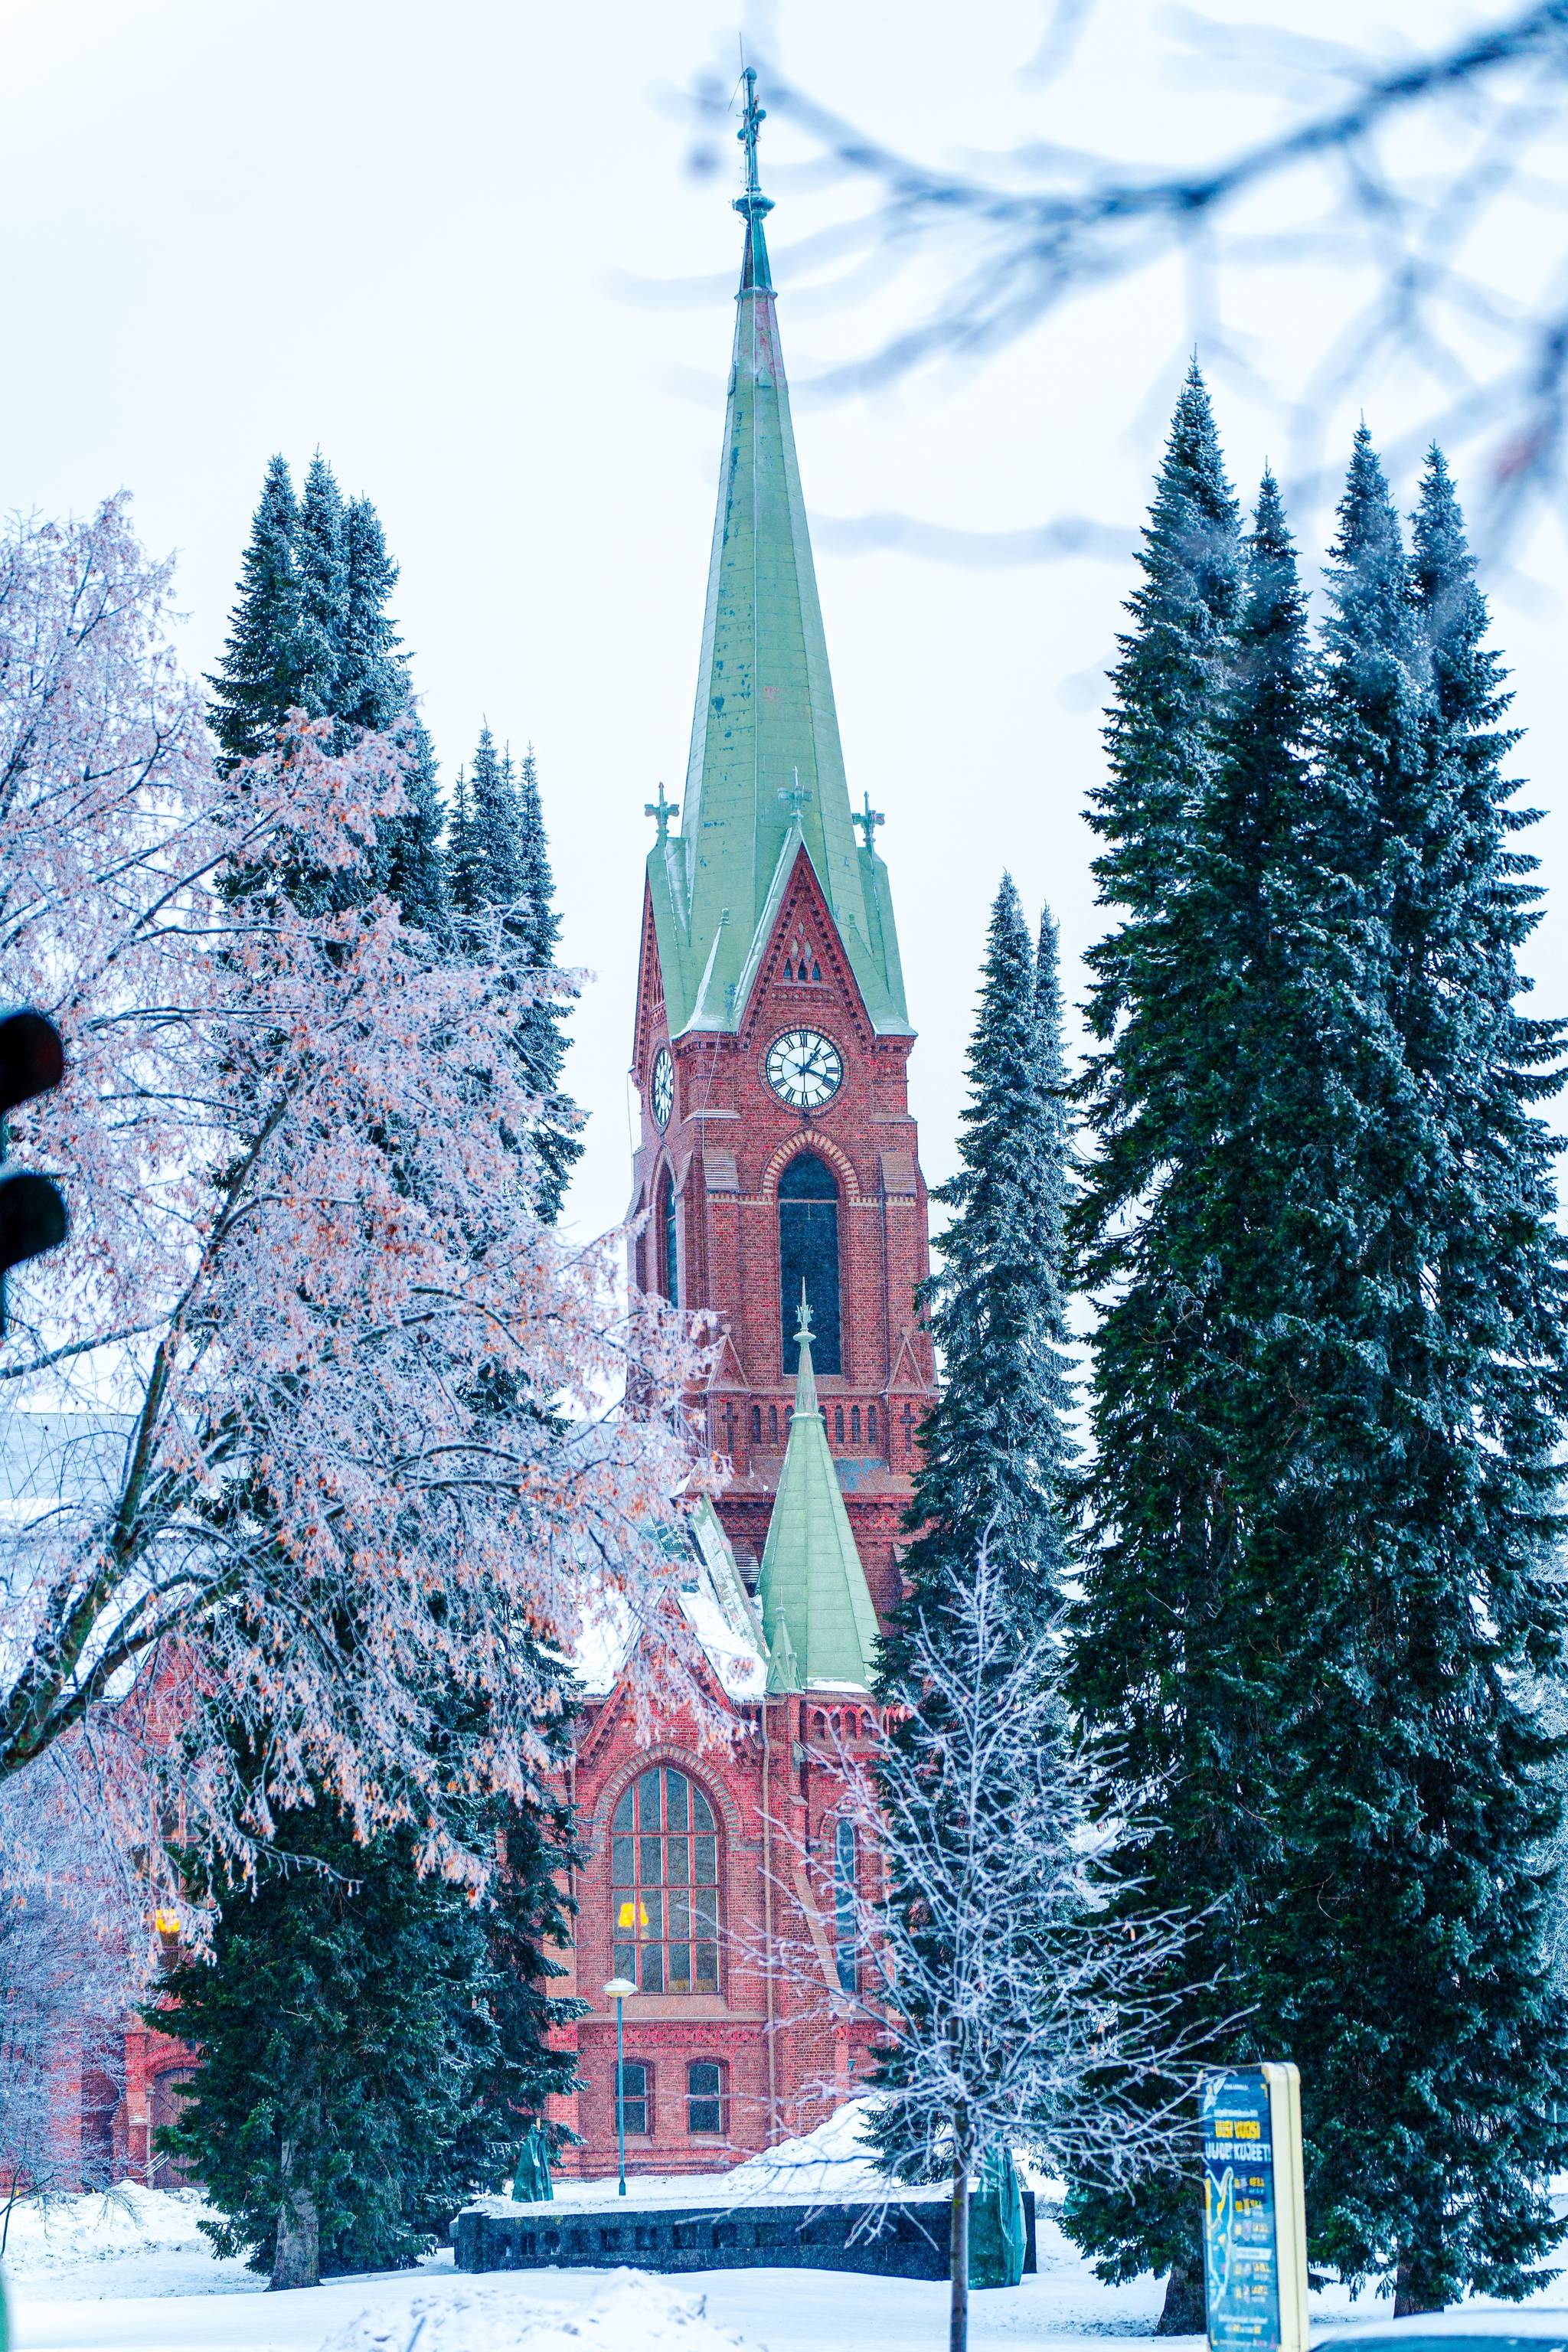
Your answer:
0,1009 -> 67,1338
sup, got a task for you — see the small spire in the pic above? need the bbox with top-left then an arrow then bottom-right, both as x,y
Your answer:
852,793 -> 884,852
645,783 -> 679,842
792,1282 -> 818,1417
734,65 -> 774,292
779,768 -> 812,822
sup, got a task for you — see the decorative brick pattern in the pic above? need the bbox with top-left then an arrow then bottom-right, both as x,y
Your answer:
550,850 -> 935,2178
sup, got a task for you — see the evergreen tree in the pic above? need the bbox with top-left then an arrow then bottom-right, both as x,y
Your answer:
869,875 -> 1076,2178
446,762 -> 483,917
292,453 -> 348,725
155,1723 -> 581,2289
446,730 -> 581,1220
1067,420 -> 1568,2319
462,726 -> 523,906
338,495 -> 407,733
210,455 -> 449,930
1065,463 -> 1331,2328
207,455 -> 299,769
381,717 -> 450,938
1088,362 -> 1240,983
885,876 -> 1073,1651
512,747 -> 581,1221
1252,438 -> 1568,2312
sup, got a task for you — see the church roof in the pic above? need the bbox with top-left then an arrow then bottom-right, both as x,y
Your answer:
756,1298 -> 882,1694
646,74 -> 910,1044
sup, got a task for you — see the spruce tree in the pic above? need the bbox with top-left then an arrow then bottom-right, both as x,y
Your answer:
155,1756 -> 580,2288
381,717 -> 450,938
1089,362 -> 1240,981
1250,439 -> 1568,2312
870,875 -> 1076,2178
885,875 -> 1073,1648
512,747 -> 581,1221
1067,421 -> 1568,2318
1065,460 -> 1318,2330
208,455 -> 300,769
446,763 -> 483,917
462,726 -> 523,906
446,730 -> 580,1220
292,453 -> 348,725
338,494 -> 407,733
210,456 -> 450,931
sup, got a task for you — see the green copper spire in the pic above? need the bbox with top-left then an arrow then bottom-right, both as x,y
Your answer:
758,1292 -> 883,1693
645,74 -> 910,1040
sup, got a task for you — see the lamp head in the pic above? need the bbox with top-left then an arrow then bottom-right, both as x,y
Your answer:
603,1977 -> 637,2000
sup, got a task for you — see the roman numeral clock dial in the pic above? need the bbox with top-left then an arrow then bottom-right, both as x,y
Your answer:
766,1028 -> 843,1112
650,1047 -> 674,1129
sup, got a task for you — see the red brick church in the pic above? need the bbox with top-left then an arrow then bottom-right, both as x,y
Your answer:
547,80 -> 936,2177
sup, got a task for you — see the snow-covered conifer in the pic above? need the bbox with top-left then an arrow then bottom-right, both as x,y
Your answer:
291,452 -> 347,724
155,1704 -> 582,2288
884,875 -> 1072,1659
510,746 -> 581,1221
338,494 -> 407,733
207,454 -> 299,769
1253,440 -> 1568,2313
1067,463 -> 1327,2328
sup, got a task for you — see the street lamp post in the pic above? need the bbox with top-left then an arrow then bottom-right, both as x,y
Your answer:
603,1977 -> 637,2198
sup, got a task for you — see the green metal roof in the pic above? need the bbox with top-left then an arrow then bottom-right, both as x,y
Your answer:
646,95 -> 910,1042
757,1299 -> 883,1694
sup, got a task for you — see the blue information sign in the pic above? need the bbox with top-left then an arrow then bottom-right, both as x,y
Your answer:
1202,2069 -> 1282,2352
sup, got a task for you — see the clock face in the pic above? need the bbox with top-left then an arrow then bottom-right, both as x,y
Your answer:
651,1047 -> 674,1130
766,1028 -> 844,1112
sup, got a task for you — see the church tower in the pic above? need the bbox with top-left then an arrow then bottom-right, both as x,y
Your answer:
629,75 -> 936,1626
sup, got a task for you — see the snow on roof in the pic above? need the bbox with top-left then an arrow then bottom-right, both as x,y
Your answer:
570,1494 -> 769,1704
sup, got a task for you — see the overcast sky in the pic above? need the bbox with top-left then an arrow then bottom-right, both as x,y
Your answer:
5,1 -> 1564,1243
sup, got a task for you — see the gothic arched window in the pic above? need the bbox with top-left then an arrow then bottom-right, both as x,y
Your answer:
611,1766 -> 720,1994
658,1171 -> 679,1307
779,1152 -> 841,1375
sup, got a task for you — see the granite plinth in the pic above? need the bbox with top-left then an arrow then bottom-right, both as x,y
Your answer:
453,2189 -> 1037,2282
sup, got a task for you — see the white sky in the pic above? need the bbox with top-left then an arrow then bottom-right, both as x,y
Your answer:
4,1 -> 1565,1243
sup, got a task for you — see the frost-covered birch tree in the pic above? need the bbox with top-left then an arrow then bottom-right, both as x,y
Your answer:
0,498 -> 702,1890
808,1543 -> 1195,2352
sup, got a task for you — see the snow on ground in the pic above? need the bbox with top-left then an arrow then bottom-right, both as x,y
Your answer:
316,2272 -> 749,2351
8,2138 -> 1568,2352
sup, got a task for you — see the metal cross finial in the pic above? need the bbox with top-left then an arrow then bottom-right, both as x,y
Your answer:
779,768 -> 812,822
795,1281 -> 814,1347
738,65 -> 766,200
853,792 -> 885,852
644,784 -> 679,842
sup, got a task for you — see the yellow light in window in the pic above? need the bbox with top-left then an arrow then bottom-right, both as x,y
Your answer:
617,1900 -> 648,1931
153,1909 -> 181,1935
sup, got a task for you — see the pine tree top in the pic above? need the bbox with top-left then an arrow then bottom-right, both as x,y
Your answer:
1090,364 -> 1242,989
207,454 -> 300,767
338,497 -> 407,734
292,454 -> 348,723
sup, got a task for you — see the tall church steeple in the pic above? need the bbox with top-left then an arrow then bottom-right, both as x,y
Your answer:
645,69 -> 910,1042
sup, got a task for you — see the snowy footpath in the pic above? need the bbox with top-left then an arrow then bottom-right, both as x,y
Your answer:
6,2111 -> 1568,2352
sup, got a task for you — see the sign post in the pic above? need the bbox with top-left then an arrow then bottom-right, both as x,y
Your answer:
1201,2065 -> 1308,2352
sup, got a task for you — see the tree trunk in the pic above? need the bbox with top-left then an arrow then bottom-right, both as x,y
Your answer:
270,2141 -> 320,2292
1156,2259 -> 1207,2335
949,2118 -> 974,2352
1393,2254 -> 1444,2319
